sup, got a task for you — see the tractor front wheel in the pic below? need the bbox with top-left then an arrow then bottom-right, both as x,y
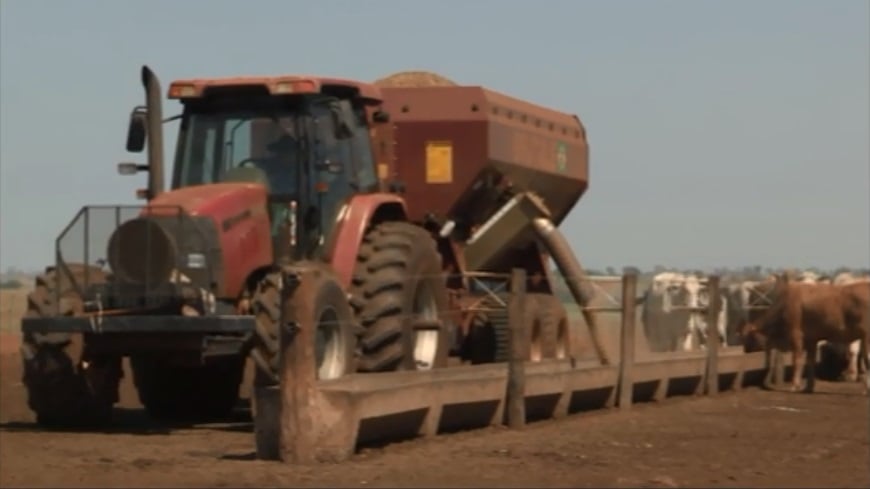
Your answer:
20,266 -> 121,428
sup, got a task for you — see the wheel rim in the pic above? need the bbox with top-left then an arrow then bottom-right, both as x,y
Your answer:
315,306 -> 346,380
412,281 -> 441,370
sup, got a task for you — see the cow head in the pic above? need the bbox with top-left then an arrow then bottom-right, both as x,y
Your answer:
738,320 -> 765,351
732,278 -> 780,351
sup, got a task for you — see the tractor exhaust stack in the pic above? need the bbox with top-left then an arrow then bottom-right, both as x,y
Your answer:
141,65 -> 165,198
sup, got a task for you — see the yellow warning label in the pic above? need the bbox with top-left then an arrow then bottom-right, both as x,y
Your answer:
377,163 -> 389,180
425,141 -> 453,184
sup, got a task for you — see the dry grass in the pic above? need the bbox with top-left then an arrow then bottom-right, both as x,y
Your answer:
373,71 -> 458,88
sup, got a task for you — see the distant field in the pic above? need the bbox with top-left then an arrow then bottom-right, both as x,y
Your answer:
0,287 -> 30,333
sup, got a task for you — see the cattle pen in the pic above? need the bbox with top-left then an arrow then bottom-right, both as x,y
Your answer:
253,268 -> 795,464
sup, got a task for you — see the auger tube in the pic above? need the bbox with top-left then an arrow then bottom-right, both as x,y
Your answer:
531,217 -> 611,366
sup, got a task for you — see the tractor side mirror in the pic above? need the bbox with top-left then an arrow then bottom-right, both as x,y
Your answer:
372,110 -> 390,124
126,107 -> 148,153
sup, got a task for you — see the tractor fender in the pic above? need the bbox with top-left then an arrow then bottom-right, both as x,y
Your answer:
323,193 -> 408,289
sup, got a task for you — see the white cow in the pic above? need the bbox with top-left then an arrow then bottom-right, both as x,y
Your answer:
681,274 -> 729,351
641,272 -> 728,352
833,272 -> 870,286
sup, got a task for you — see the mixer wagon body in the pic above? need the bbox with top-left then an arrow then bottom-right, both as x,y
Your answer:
370,80 -> 607,366
378,85 -> 588,235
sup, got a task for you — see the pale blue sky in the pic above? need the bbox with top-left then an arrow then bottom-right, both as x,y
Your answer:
1,0 -> 868,272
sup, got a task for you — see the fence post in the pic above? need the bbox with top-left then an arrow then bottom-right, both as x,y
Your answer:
705,275 -> 721,395
618,270 -> 637,411
505,268 -> 527,429
280,268 -> 318,464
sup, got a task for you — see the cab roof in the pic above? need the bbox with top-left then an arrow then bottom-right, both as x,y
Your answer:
167,75 -> 383,104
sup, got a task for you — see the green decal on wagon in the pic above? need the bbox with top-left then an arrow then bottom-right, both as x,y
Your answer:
556,142 -> 567,172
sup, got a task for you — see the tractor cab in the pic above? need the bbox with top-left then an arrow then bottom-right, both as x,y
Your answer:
124,75 -> 390,262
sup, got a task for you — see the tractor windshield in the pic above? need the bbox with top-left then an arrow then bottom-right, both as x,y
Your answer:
173,99 -> 306,197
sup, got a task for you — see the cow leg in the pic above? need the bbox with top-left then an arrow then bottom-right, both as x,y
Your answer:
681,326 -> 693,351
802,339 -> 818,394
846,340 -> 859,382
790,339 -> 806,393
860,338 -> 870,396
864,343 -> 870,396
762,347 -> 778,390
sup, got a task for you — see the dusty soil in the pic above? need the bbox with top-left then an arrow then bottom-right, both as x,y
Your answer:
1,332 -> 867,488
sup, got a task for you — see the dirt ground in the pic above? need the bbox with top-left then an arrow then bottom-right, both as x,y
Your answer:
1,332 -> 868,488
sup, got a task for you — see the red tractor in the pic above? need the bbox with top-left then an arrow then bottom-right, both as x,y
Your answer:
20,67 -> 607,427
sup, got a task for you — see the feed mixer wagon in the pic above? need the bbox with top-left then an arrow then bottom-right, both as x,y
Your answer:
18,67 -> 609,428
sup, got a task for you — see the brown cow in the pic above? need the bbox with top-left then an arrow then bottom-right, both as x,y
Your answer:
741,276 -> 870,394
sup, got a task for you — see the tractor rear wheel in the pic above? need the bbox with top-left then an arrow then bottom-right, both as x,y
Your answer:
249,264 -> 357,386
20,266 -> 122,428
130,355 -> 245,422
350,222 -> 450,373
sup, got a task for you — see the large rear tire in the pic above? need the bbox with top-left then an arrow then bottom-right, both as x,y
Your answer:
349,222 -> 451,373
130,355 -> 245,422
20,266 -> 122,428
249,264 -> 357,386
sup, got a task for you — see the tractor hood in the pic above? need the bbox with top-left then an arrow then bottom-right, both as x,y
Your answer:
106,182 -> 274,299
144,182 -> 268,222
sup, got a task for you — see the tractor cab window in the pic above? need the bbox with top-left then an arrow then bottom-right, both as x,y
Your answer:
173,101 -> 305,199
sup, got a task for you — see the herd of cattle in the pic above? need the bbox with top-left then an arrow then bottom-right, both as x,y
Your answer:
639,270 -> 870,393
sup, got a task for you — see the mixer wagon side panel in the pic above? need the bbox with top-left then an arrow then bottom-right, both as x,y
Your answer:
379,86 -> 490,224
482,89 -> 589,227
394,121 -> 490,224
